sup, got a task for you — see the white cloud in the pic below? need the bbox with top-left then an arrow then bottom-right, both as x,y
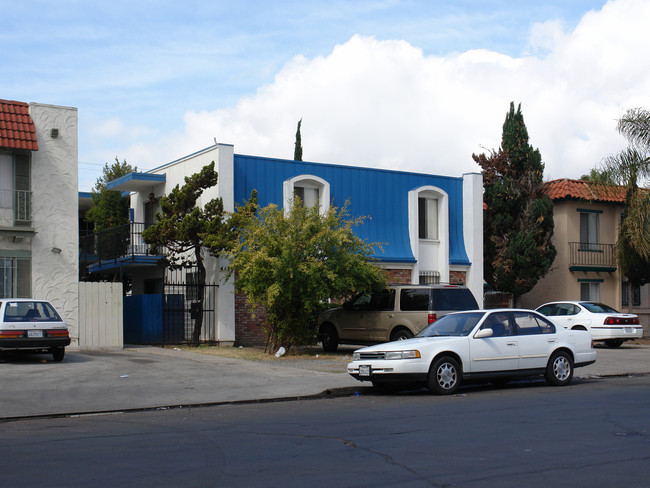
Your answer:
527,20 -> 567,54
107,0 -> 650,184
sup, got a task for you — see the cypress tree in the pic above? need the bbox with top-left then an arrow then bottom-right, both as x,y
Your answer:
294,118 -> 303,161
473,102 -> 556,300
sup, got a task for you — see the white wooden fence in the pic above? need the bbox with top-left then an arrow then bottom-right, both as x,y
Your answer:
78,282 -> 124,350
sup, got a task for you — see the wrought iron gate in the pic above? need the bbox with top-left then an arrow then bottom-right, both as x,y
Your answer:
162,279 -> 218,345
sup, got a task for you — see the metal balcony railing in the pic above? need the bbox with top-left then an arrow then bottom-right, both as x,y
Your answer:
80,222 -> 163,271
0,189 -> 32,227
569,242 -> 616,271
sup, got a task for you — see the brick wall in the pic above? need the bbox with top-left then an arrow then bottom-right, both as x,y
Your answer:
384,268 -> 411,284
449,270 -> 466,285
234,293 -> 269,347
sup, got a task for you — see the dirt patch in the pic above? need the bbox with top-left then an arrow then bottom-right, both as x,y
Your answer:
178,344 -> 357,373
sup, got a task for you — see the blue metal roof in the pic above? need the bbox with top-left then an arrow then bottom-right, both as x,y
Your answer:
106,172 -> 166,192
233,155 -> 470,265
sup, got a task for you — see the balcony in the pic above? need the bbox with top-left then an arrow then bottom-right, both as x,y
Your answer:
0,189 -> 32,226
81,222 -> 164,274
0,190 -> 34,240
569,242 -> 616,272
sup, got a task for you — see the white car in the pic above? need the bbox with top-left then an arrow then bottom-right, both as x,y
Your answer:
535,301 -> 643,348
0,299 -> 70,361
347,309 -> 596,394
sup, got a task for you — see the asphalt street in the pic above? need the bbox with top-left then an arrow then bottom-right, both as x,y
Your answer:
2,374 -> 649,487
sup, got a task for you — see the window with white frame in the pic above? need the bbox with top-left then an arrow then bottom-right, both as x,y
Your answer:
283,175 -> 329,214
580,281 -> 601,301
294,185 -> 320,208
418,196 -> 439,240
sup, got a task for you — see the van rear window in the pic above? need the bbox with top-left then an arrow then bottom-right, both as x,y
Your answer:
400,289 -> 431,311
432,289 -> 478,310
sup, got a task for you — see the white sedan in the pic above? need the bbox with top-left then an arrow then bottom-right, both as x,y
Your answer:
347,309 -> 596,395
535,301 -> 643,348
0,299 -> 70,361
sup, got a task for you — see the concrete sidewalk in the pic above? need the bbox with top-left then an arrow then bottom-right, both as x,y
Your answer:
1,343 -> 649,420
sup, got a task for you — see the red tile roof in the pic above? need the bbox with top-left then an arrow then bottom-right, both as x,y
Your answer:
544,178 -> 627,203
0,99 -> 38,151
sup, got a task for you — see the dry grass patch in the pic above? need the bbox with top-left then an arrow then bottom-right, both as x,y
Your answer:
178,344 -> 352,362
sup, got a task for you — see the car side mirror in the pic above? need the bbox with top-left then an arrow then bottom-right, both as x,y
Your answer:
475,328 -> 493,339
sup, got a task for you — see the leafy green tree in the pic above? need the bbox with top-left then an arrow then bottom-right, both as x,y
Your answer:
142,162 -> 229,346
86,157 -> 136,232
473,102 -> 556,301
294,118 -> 303,161
599,108 -> 650,310
228,199 -> 386,351
84,158 -> 137,282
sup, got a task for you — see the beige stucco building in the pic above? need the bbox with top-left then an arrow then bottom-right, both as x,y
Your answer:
519,178 -> 649,332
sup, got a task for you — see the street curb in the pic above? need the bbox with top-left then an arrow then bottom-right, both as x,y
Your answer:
3,373 -> 648,424
0,387 -> 368,424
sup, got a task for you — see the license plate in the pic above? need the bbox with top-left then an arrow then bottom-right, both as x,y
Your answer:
624,327 -> 634,334
359,365 -> 371,377
27,330 -> 43,338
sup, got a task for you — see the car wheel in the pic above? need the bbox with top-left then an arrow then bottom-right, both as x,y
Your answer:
605,339 -> 624,348
320,324 -> 339,352
427,356 -> 461,395
545,350 -> 573,386
51,347 -> 65,362
391,328 -> 413,341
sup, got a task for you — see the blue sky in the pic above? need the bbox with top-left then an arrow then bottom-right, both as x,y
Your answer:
3,0 -> 649,190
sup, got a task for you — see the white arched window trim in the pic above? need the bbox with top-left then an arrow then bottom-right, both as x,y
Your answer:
283,174 -> 330,216
408,186 -> 449,284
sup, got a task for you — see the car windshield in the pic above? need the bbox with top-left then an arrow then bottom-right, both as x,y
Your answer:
417,312 -> 484,337
580,302 -> 619,314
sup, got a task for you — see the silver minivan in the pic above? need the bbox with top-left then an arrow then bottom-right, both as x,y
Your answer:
318,284 -> 479,352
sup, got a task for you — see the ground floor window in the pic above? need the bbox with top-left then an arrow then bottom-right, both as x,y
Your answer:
0,253 -> 31,298
622,281 -> 641,307
419,270 -> 440,285
579,280 -> 601,302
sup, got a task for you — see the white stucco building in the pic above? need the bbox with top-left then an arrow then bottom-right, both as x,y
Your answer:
0,99 -> 79,345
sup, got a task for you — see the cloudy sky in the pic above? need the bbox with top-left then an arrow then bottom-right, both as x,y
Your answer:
3,0 -> 650,191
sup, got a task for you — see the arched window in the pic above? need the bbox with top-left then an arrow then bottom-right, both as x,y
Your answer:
283,175 -> 330,215
408,186 -> 449,284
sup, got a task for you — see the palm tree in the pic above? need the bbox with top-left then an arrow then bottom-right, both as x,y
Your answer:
600,108 -> 650,310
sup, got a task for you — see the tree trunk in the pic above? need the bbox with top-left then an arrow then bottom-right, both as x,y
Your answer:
627,279 -> 633,314
192,246 -> 206,346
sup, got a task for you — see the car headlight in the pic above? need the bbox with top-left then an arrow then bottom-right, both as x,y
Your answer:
385,350 -> 421,360
352,352 -> 360,361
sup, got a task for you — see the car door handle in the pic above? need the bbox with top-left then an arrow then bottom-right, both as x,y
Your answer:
548,338 -> 557,343
387,314 -> 394,318
506,341 -> 517,346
